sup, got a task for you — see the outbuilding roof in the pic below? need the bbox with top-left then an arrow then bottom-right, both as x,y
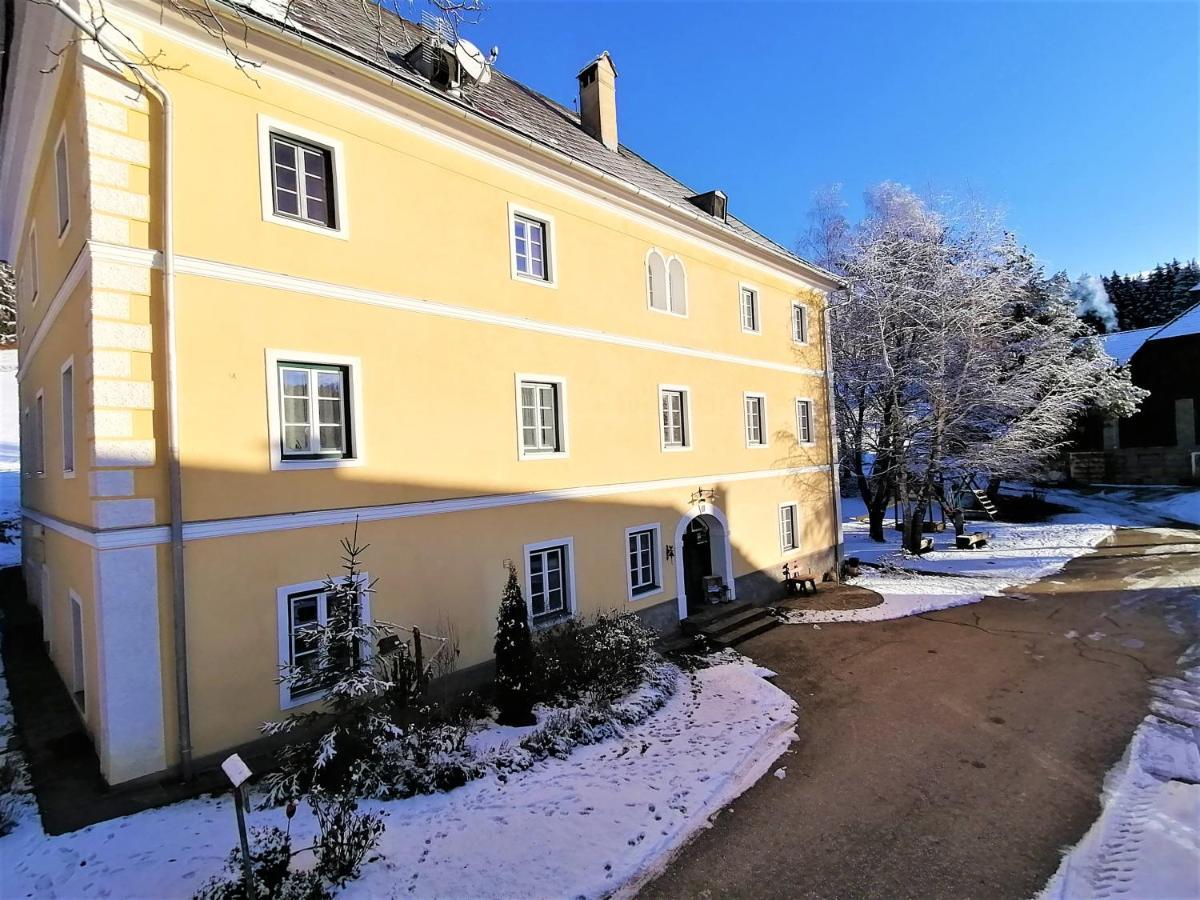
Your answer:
1098,298 -> 1200,364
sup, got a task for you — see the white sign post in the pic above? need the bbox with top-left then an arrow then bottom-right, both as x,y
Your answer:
222,753 -> 254,890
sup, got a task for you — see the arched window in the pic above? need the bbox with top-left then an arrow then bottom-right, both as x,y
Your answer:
667,257 -> 687,315
646,250 -> 668,311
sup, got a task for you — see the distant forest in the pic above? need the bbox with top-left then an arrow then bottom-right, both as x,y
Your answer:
1102,259 -> 1199,332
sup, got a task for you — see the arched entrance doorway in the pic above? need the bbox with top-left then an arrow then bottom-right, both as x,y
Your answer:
673,507 -> 734,619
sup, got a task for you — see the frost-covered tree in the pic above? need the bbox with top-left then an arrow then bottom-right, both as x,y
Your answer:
0,262 -> 14,345
806,183 -> 1143,550
493,561 -> 535,726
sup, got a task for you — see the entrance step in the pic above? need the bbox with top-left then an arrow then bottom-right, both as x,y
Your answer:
681,602 -> 780,647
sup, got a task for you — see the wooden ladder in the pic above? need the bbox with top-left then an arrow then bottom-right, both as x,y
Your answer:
971,488 -> 999,520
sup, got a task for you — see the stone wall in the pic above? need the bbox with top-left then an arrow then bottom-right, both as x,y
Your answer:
1069,446 -> 1200,485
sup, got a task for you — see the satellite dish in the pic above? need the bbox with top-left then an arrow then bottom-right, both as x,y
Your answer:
455,38 -> 491,85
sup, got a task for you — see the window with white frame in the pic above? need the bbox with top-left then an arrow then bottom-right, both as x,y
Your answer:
33,391 -> 45,476
791,302 -> 809,344
744,393 -> 767,447
647,250 -> 668,311
779,503 -> 799,553
526,542 -> 571,623
519,379 -> 565,455
796,398 -> 815,444
55,131 -> 70,237
277,579 -> 369,707
512,213 -> 551,281
277,362 -> 352,460
667,258 -> 687,315
61,362 -> 74,474
24,227 -> 38,304
269,132 -> 337,228
740,285 -> 760,333
660,387 -> 689,449
626,525 -> 660,598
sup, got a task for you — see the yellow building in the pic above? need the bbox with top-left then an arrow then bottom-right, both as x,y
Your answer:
1,0 -> 843,785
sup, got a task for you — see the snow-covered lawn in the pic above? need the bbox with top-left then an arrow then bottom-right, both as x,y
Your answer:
779,494 -> 1114,624
0,661 -> 796,898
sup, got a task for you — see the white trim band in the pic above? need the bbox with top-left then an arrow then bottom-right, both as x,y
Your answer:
23,463 -> 832,549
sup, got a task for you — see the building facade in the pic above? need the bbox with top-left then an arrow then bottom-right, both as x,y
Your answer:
1071,301 -> 1200,484
1,0 -> 842,785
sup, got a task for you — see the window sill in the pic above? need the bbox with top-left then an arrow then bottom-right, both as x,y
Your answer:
280,688 -> 329,711
531,612 -> 573,631
518,450 -> 569,461
661,444 -> 693,453
272,456 -> 364,472
745,443 -> 770,450
62,470 -> 76,480
648,306 -> 688,319
511,273 -> 558,290
741,328 -> 762,336
263,211 -> 349,241
630,585 -> 664,602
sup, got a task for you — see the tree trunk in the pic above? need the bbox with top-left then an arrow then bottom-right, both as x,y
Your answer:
903,503 -> 927,554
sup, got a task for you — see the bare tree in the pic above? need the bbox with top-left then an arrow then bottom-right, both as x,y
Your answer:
35,0 -> 486,88
806,184 -> 1143,551
0,263 -> 14,346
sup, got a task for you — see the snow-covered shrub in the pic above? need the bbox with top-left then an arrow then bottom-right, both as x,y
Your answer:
530,610 -> 660,706
375,720 -> 482,799
0,756 -> 23,836
493,561 -> 535,726
310,792 -> 385,885
193,825 -> 328,900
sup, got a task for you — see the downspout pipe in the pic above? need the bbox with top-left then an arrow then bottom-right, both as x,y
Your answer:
821,292 -> 846,574
49,0 -> 193,780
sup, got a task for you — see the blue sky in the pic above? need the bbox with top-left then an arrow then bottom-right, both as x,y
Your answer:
464,1 -> 1198,277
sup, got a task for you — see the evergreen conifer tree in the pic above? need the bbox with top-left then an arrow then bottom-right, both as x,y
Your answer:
493,561 -> 536,726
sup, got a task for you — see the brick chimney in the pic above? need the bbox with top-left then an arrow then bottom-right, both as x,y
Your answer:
578,51 -> 618,151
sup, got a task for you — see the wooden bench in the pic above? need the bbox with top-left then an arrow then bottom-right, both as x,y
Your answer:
956,532 -> 990,550
782,563 -> 818,595
915,537 -> 934,555
703,575 -> 732,605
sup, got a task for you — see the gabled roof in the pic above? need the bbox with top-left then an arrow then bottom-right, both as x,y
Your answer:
1149,299 -> 1200,342
1098,297 -> 1200,364
1099,326 -> 1160,366
231,0 -> 838,285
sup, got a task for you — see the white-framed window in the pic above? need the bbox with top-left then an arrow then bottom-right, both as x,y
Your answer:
667,257 -> 687,315
55,126 -> 71,239
69,592 -> 86,712
744,392 -> 768,448
625,523 -> 662,601
508,203 -> 557,286
740,284 -> 760,333
33,389 -> 45,476
265,350 -> 364,471
524,537 -> 576,625
791,302 -> 809,344
61,358 -> 75,476
646,250 -> 687,316
516,375 -> 568,458
646,250 -> 668,312
659,385 -> 691,451
795,398 -> 815,445
24,225 -> 39,305
275,576 -> 371,709
257,115 -> 348,238
779,503 -> 800,554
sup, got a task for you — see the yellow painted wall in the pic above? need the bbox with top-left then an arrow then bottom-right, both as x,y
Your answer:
183,469 -> 834,755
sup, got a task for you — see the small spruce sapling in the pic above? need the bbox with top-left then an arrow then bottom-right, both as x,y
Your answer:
493,561 -> 536,726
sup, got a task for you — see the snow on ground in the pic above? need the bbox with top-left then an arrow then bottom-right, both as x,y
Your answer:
1037,484 -> 1200,529
779,495 -> 1114,624
0,662 -> 796,899
1039,646 -> 1200,900
0,348 -> 19,568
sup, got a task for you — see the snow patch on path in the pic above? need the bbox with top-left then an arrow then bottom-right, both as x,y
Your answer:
0,664 -> 796,899
1039,647 -> 1200,900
